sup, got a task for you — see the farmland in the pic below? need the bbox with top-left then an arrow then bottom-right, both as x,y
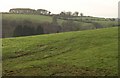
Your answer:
2,13 -> 118,38
2,27 -> 118,76
2,14 -> 65,24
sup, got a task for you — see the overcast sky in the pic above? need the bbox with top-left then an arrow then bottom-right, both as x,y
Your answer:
0,0 -> 119,18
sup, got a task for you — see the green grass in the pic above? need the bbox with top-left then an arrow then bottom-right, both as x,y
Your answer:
2,27 -> 118,76
2,14 -> 52,22
95,21 -> 118,27
2,14 -> 65,25
3,14 -> 117,27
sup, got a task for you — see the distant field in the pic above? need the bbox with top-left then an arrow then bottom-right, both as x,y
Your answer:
2,13 -> 118,38
94,21 -> 118,28
2,27 -> 118,76
2,14 -> 65,25
2,14 -> 52,22
2,14 -> 117,26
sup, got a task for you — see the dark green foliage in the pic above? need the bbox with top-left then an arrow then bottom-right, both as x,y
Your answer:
13,25 -> 23,37
61,20 -> 80,31
36,25 -> 44,34
2,14 -> 118,38
52,16 -> 58,24
9,8 -> 51,15
92,22 -> 103,29
13,23 -> 44,37
22,26 -> 35,36
13,25 -> 36,37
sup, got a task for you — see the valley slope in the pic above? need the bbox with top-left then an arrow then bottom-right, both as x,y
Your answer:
2,27 -> 118,76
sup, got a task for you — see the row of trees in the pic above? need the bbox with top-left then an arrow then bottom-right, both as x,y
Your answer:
13,25 -> 44,37
13,16 -> 60,37
9,8 -> 84,17
3,15 -> 116,38
9,8 -> 51,15
60,11 -> 83,17
8,8 -> 116,22
5,18 -> 112,37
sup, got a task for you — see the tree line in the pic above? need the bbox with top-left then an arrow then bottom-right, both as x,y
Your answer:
13,25 -> 44,37
2,16 -> 106,38
9,8 -> 51,15
9,8 -> 84,17
2,14 -> 117,38
8,8 -> 117,22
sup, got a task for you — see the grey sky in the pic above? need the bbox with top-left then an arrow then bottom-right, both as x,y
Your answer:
0,0 -> 119,18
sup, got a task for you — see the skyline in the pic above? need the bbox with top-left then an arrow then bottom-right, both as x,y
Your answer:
0,0 -> 119,18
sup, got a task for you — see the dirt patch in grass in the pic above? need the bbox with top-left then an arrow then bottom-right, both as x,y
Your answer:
9,51 -> 32,59
42,48 -> 72,59
3,63 -> 114,76
47,63 -> 113,76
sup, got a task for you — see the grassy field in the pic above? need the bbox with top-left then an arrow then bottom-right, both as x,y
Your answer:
2,27 -> 118,76
2,14 -> 65,25
2,14 -> 52,22
95,21 -> 118,28
2,14 -> 117,26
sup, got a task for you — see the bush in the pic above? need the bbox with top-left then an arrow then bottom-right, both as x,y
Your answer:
36,25 -> 44,34
92,22 -> 103,29
13,24 -> 36,37
61,20 -> 80,32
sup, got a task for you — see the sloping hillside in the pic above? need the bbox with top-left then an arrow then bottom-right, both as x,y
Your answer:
2,14 -> 117,38
2,14 -> 65,24
2,27 -> 118,76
